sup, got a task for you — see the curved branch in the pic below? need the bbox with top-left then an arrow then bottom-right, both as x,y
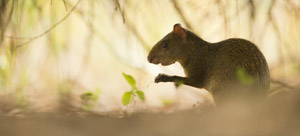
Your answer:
6,0 -> 82,48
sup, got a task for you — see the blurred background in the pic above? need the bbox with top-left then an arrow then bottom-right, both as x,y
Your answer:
0,0 -> 299,115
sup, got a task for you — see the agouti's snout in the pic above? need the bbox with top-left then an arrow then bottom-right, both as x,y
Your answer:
147,55 -> 159,64
147,55 -> 153,63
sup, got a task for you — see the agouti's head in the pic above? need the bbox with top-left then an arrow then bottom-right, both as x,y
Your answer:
148,23 -> 187,66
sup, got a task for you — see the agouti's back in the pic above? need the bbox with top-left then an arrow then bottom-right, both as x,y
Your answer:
205,38 -> 270,103
148,24 -> 270,105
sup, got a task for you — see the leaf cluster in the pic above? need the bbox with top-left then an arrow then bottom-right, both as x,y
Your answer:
122,73 -> 145,106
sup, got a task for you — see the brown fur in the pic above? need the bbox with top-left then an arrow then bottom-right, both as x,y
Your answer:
148,24 -> 270,105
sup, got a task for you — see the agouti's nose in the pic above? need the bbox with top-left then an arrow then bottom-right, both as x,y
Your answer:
147,55 -> 153,63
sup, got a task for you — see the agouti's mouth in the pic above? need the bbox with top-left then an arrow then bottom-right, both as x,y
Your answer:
161,61 -> 175,66
148,56 -> 175,66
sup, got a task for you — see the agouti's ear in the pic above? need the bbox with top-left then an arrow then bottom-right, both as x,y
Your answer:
173,23 -> 186,40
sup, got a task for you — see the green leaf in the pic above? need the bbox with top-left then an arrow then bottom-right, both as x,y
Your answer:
81,88 -> 100,103
136,90 -> 145,102
81,92 -> 93,102
122,91 -> 133,106
161,99 -> 174,106
122,73 -> 136,88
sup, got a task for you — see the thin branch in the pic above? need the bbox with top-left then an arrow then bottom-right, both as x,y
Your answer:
271,79 -> 296,91
235,0 -> 240,33
269,79 -> 299,97
267,0 -> 279,37
248,0 -> 255,39
171,0 -> 193,31
115,0 -> 125,23
1,0 -> 14,45
5,36 -> 32,39
65,0 -> 84,16
248,0 -> 255,19
216,0 -> 229,38
63,0 -> 68,11
119,0 -> 150,51
265,0 -> 286,65
6,0 -> 82,48
75,0 -> 94,78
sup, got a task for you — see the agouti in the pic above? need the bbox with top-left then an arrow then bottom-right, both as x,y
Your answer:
147,23 -> 270,105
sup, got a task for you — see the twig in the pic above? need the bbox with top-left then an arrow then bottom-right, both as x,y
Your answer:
119,0 -> 150,51
269,79 -> 298,97
7,0 -> 82,48
271,79 -> 295,90
171,0 -> 193,31
115,0 -> 125,23
216,0 -> 229,37
64,0 -> 84,16
235,0 -> 240,33
63,0 -> 68,11
266,0 -> 286,65
248,0 -> 255,19
5,36 -> 32,39
267,0 -> 279,38
75,0 -> 94,79
1,0 -> 14,45
248,0 -> 255,39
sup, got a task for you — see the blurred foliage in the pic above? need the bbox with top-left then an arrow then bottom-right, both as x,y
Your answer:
0,3 -> 299,136
0,0 -> 299,113
0,46 -> 15,90
161,99 -> 175,107
81,88 -> 100,110
15,70 -> 29,108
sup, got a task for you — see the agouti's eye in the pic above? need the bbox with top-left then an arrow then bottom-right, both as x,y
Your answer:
162,42 -> 168,48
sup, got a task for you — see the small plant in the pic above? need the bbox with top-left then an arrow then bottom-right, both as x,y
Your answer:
81,88 -> 100,110
122,73 -> 145,106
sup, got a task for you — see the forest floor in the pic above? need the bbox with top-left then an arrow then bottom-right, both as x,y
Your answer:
0,86 -> 300,136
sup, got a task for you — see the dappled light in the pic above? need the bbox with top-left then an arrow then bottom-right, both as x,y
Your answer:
0,0 -> 300,135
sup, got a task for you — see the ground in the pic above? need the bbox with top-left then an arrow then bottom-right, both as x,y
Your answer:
1,89 -> 300,136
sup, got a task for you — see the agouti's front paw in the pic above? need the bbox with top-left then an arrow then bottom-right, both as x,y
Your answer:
155,73 -> 169,83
